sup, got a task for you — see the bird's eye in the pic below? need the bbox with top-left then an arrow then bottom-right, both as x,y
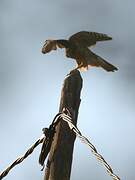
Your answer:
44,40 -> 48,44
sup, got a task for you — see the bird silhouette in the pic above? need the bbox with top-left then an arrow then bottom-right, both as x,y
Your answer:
42,31 -> 118,72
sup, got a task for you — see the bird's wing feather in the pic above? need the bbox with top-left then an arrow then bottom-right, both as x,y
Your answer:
69,31 -> 112,47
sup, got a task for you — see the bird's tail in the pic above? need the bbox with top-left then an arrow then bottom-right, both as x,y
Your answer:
96,56 -> 118,72
87,52 -> 118,72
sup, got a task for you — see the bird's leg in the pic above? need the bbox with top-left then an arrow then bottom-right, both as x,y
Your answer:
76,62 -> 84,70
69,62 -> 84,74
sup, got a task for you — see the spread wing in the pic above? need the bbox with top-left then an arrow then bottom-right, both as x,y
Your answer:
42,39 -> 70,54
69,31 -> 112,47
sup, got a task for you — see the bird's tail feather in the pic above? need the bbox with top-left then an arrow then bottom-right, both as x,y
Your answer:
86,52 -> 118,72
96,56 -> 118,72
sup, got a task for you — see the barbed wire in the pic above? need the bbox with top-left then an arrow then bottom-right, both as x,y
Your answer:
60,109 -> 120,180
0,113 -> 62,180
0,135 -> 44,180
0,110 -> 120,180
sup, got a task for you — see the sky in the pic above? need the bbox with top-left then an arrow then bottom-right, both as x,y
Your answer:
0,0 -> 135,179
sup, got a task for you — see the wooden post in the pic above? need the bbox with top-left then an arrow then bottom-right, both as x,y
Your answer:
44,70 -> 83,180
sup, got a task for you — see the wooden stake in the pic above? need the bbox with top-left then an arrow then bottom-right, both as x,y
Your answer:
44,70 -> 83,180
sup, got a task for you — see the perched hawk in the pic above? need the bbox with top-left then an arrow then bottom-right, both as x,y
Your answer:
42,31 -> 118,72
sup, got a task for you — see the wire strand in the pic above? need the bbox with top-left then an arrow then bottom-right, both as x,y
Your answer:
60,110 -> 120,180
0,110 -> 121,180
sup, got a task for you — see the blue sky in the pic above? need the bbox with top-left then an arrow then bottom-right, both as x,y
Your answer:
0,0 -> 135,179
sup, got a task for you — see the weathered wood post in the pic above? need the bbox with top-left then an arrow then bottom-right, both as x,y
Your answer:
44,70 -> 83,180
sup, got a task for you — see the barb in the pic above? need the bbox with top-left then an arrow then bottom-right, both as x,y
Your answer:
60,110 -> 120,180
0,135 -> 44,180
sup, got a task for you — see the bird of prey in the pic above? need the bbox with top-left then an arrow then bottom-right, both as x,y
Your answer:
42,31 -> 118,72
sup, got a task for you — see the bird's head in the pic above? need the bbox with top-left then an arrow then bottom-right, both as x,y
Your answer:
42,40 -> 57,54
